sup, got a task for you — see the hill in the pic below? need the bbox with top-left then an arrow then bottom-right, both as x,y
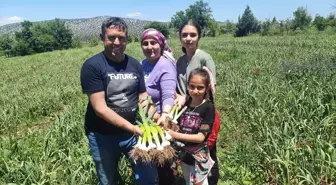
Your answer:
0,16 -> 156,41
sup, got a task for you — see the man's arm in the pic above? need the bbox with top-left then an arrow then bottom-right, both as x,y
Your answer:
89,91 -> 142,136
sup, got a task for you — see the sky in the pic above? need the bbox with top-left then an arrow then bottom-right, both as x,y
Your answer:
0,0 -> 335,26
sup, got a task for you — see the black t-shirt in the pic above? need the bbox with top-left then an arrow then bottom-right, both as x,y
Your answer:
80,52 -> 146,135
177,99 -> 215,164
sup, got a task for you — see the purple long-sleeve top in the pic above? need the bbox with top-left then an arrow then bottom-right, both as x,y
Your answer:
141,56 -> 177,114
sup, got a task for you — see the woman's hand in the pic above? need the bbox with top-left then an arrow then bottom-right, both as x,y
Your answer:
175,94 -> 186,109
139,96 -> 157,117
156,113 -> 169,127
153,112 -> 160,121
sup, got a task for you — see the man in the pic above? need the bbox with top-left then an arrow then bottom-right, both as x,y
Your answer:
80,17 -> 158,185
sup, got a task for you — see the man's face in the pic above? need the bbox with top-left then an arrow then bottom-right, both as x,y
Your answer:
102,26 -> 127,58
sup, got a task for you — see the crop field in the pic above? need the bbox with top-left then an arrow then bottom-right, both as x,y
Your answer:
1,34 -> 335,185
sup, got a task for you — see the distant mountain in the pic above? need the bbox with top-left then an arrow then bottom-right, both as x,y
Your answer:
0,16 -> 157,41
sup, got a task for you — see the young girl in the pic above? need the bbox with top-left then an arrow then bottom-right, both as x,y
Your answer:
168,68 -> 215,185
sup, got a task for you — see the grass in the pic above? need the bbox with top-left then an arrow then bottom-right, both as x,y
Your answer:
1,34 -> 335,184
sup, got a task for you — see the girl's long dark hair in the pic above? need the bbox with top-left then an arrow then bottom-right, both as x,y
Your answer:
187,68 -> 214,103
178,19 -> 202,54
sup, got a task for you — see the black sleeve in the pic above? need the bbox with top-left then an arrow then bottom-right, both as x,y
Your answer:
80,59 -> 104,94
136,61 -> 146,93
199,102 -> 215,133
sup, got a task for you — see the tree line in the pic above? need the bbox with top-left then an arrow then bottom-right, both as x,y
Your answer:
0,19 -> 76,57
234,6 -> 336,37
168,0 -> 336,37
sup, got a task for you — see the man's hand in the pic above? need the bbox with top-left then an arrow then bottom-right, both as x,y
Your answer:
132,125 -> 143,136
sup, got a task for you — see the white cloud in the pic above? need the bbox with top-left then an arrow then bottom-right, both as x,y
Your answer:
126,12 -> 142,18
0,16 -> 23,26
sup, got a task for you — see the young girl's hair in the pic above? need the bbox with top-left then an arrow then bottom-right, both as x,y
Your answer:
188,68 -> 214,102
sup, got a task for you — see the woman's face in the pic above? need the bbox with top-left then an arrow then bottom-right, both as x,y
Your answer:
141,37 -> 161,62
180,25 -> 199,51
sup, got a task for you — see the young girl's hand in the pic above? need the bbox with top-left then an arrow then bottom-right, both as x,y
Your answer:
167,129 -> 175,138
170,123 -> 179,132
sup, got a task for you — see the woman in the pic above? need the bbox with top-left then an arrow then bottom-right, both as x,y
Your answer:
175,19 -> 220,185
140,28 -> 177,185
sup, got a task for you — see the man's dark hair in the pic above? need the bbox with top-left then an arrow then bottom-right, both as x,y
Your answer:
100,17 -> 128,40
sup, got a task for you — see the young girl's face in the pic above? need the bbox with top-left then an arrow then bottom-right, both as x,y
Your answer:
188,74 -> 209,101
180,25 -> 199,51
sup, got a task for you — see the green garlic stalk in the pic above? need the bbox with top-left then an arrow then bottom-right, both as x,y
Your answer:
171,106 -> 187,124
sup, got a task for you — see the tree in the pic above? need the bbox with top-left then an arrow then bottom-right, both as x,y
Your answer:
144,21 -> 170,38
72,36 -> 83,48
7,18 -> 75,56
206,19 -> 217,37
12,41 -> 32,56
260,19 -> 272,35
292,6 -> 312,30
235,5 -> 259,37
313,15 -> 328,31
219,20 -> 237,34
171,11 -> 187,30
280,19 -> 293,34
327,13 -> 336,27
30,23 -> 57,52
15,21 -> 33,41
0,35 -> 15,57
14,20 -> 34,55
170,0 -> 213,32
260,17 -> 282,36
30,34 -> 56,53
89,36 -> 100,46
48,19 -> 73,50
185,0 -> 213,31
